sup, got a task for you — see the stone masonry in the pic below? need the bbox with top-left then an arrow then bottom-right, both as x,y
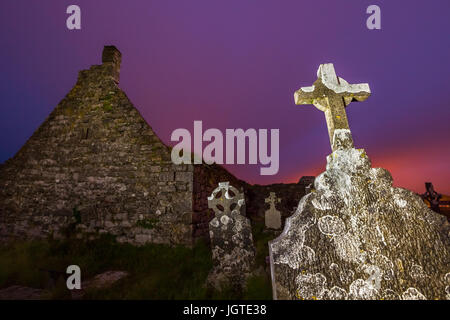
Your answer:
0,45 -> 314,247
0,46 -> 193,245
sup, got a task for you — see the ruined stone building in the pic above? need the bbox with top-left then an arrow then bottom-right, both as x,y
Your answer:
0,46 -> 309,246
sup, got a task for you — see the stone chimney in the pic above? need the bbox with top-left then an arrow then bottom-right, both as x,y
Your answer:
102,45 -> 121,84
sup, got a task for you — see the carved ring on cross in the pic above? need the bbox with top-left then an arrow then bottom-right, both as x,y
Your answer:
207,182 -> 245,217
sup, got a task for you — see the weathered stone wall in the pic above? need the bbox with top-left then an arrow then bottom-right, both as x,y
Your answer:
0,45 -> 317,247
0,46 -> 193,246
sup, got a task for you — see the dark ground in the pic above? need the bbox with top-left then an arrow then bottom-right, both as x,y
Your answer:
0,222 -> 273,300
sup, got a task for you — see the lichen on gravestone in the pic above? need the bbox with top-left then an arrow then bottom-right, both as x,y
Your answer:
269,63 -> 450,300
207,182 -> 256,291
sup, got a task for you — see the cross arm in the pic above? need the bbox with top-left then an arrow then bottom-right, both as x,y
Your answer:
334,78 -> 371,105
294,86 -> 317,105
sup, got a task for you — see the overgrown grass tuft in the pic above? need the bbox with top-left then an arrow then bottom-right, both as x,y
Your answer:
251,220 -> 275,266
0,236 -> 212,299
244,275 -> 273,300
0,235 -> 272,299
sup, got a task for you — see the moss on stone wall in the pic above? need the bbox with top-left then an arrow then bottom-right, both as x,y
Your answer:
0,46 -> 194,246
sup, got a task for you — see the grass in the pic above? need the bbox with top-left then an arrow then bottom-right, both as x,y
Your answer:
252,220 -> 276,266
244,275 -> 273,300
0,234 -> 272,300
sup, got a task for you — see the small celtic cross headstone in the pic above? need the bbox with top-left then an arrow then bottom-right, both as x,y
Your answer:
207,182 -> 245,217
265,192 -> 282,230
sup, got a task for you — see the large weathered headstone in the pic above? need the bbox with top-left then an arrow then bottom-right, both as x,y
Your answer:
207,182 -> 255,290
265,192 -> 282,230
269,64 -> 450,300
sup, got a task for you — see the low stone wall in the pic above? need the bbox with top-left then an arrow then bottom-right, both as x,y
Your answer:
246,183 -> 308,225
191,163 -> 312,239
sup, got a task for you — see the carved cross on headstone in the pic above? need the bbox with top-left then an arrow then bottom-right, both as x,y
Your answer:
206,182 -> 255,290
265,192 -> 282,230
294,63 -> 371,151
207,182 -> 245,217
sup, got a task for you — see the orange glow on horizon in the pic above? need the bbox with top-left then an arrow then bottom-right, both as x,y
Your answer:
283,145 -> 450,195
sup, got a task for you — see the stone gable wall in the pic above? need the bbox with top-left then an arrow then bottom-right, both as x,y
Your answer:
0,46 -> 193,245
0,45 -> 317,247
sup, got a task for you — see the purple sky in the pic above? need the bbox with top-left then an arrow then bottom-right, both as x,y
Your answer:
1,1 -> 449,193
